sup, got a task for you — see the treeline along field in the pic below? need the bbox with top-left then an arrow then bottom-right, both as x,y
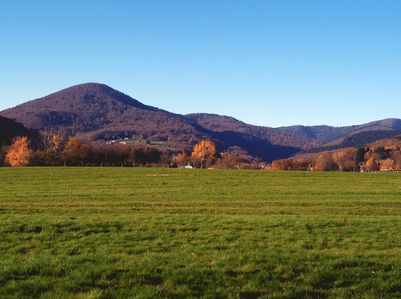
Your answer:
1,168 -> 401,298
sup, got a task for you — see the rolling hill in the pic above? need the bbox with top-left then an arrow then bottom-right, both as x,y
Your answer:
188,114 -> 401,149
186,113 -> 323,150
1,83 -> 400,161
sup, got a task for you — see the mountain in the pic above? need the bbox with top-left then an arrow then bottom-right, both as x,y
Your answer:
1,83 -> 400,161
0,83 -> 209,148
0,116 -> 39,146
1,83 -> 196,140
0,83 -> 298,161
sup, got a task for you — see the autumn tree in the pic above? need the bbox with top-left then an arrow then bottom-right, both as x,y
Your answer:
174,152 -> 190,167
61,136 -> 90,166
271,159 -> 291,170
290,158 -> 311,171
43,131 -> 65,152
216,147 -> 255,169
364,149 -> 374,161
5,137 -> 31,167
191,139 -> 217,168
41,131 -> 67,165
314,153 -> 338,171
365,157 -> 379,172
380,158 -> 394,171
332,149 -> 356,171
391,151 -> 401,170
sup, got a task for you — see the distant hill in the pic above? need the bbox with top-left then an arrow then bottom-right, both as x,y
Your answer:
303,130 -> 401,154
187,113 -> 401,152
293,134 -> 401,164
1,83 -> 400,161
0,116 -> 39,146
186,113 -> 321,150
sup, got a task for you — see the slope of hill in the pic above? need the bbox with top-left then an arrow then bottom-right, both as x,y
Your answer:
277,119 -> 401,144
0,116 -> 39,146
304,130 -> 401,154
292,134 -> 401,165
319,118 -> 401,147
186,113 -> 322,150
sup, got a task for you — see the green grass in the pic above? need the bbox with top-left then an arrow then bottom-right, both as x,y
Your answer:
1,168 -> 401,298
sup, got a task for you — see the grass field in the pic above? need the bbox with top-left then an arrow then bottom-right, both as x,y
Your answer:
1,168 -> 401,298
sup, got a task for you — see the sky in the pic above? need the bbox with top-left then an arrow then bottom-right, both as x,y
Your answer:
1,0 -> 400,127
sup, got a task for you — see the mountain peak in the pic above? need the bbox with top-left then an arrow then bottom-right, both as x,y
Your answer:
4,82 -> 156,113
0,82 -> 161,135
56,82 -> 120,94
41,82 -> 140,105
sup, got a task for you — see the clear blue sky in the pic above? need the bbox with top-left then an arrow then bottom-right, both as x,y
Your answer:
1,1 -> 400,127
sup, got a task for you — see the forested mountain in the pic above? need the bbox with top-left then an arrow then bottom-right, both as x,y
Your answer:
0,83 -> 298,161
1,83 -> 400,161
0,83 -> 205,148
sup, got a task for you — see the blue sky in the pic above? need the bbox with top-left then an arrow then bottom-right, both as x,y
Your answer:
1,1 -> 400,127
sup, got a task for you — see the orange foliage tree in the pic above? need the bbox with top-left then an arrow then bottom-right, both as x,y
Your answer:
173,152 -> 190,167
392,151 -> 401,170
42,131 -> 66,165
291,158 -> 311,171
314,153 -> 338,171
271,159 -> 291,170
62,136 -> 90,166
332,149 -> 356,171
365,157 -> 379,172
216,147 -> 255,169
191,139 -> 217,168
5,136 -> 31,167
380,158 -> 394,171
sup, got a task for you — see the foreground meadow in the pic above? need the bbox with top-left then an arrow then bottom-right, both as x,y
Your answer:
1,168 -> 401,298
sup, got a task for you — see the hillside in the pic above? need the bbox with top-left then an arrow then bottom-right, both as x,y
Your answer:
302,130 -> 401,154
0,116 -> 39,146
186,113 -> 321,150
293,134 -> 401,164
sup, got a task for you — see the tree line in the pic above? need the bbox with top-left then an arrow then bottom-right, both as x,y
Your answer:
272,143 -> 401,172
5,131 -> 399,171
1,133 -> 165,167
0,133 -> 262,169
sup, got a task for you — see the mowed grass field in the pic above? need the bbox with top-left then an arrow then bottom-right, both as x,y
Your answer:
1,168 -> 401,298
